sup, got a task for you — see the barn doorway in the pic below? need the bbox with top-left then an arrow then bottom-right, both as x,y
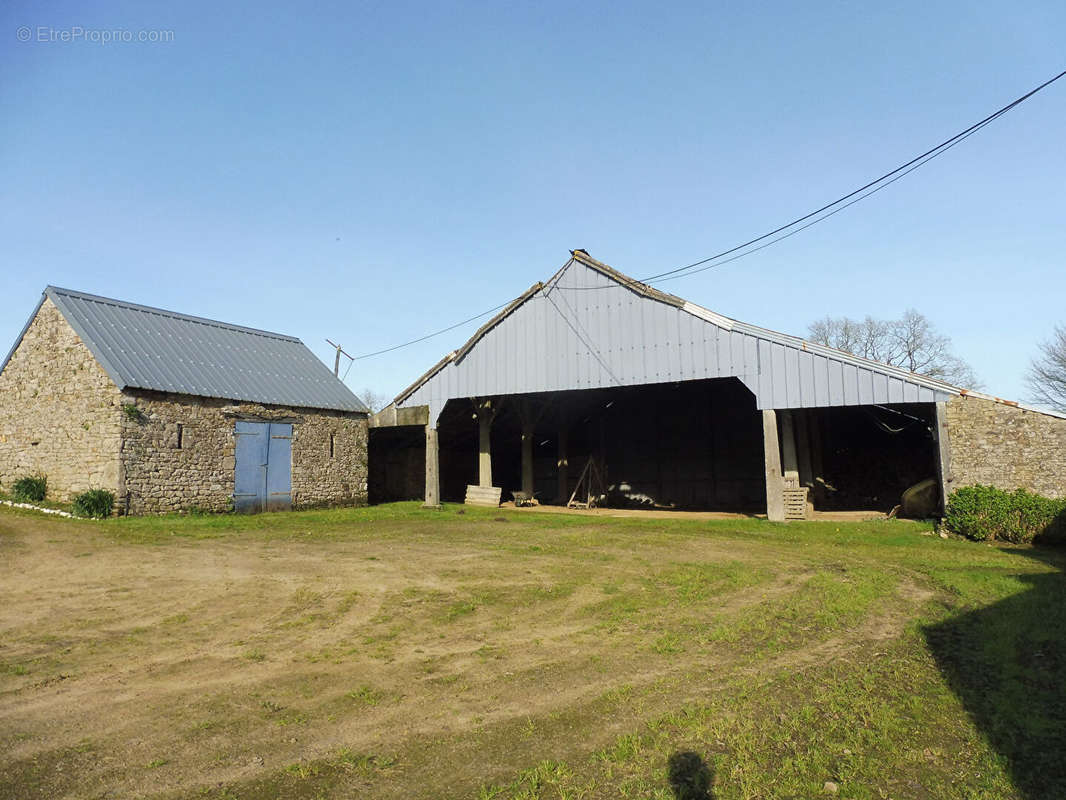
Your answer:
233,421 -> 292,512
434,378 -> 767,511
368,425 -> 426,503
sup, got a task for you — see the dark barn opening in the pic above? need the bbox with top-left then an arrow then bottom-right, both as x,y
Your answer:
814,404 -> 938,511
370,251 -> 960,520
372,385 -> 941,516
434,378 -> 767,511
367,425 -> 425,504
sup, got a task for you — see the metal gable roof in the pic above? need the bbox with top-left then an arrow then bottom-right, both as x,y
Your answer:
395,250 -> 1061,423
3,286 -> 368,413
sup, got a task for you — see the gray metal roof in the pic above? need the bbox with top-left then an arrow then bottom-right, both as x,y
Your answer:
396,251 -> 1040,424
2,287 -> 368,413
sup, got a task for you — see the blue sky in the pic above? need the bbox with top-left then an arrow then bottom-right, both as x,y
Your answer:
2,1 -> 1063,403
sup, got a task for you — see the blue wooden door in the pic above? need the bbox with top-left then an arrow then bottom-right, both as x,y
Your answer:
266,424 -> 292,511
234,421 -> 292,512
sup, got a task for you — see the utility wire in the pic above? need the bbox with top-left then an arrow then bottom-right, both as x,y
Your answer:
353,300 -> 512,360
350,69 -> 1065,360
585,67 -> 1066,288
651,116 -> 991,284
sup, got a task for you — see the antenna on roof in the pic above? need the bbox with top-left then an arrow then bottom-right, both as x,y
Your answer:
326,339 -> 354,377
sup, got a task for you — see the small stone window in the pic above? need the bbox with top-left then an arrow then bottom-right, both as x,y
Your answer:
176,423 -> 184,449
329,432 -> 336,459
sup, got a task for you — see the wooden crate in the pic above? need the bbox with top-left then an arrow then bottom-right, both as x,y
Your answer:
783,487 -> 809,521
465,485 -> 502,507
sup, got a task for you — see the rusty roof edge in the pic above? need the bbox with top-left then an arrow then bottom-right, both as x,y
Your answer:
393,272 -> 557,407
566,252 -> 964,398
454,282 -> 545,363
391,249 -> 1066,422
953,389 -> 1066,420
568,249 -> 685,308
393,351 -> 458,407
392,251 -> 687,407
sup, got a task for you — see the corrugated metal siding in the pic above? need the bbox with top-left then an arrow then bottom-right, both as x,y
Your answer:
399,259 -> 955,424
43,287 -> 367,412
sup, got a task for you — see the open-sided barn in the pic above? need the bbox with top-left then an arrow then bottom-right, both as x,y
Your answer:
370,250 -> 1066,519
0,287 -> 369,514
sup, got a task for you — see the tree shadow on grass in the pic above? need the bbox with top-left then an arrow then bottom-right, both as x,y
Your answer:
923,545 -> 1066,799
667,751 -> 714,800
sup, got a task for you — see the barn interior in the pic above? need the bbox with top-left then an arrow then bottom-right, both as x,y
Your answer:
368,379 -> 940,515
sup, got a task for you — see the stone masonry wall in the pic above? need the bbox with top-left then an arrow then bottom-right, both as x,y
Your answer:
0,298 -> 123,500
121,390 -> 368,514
944,394 -> 1066,499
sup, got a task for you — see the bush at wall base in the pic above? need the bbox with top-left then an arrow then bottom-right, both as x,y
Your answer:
11,475 -> 47,504
945,485 -> 1066,544
72,489 -> 115,519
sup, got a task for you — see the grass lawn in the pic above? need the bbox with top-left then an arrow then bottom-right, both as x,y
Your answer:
0,503 -> 1063,799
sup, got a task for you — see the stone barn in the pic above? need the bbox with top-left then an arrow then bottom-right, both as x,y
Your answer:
370,250 -> 1066,518
0,287 -> 369,514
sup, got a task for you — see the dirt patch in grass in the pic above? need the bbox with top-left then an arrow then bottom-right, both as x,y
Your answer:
0,503 -> 1061,799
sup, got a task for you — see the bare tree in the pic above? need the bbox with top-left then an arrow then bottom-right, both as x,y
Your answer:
808,309 -> 980,388
1026,325 -> 1066,413
359,388 -> 390,413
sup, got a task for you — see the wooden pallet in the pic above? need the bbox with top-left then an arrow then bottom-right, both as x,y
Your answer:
783,487 -> 809,521
465,485 -> 502,507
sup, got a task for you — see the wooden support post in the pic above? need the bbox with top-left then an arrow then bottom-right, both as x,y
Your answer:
763,409 -> 785,522
934,401 -> 953,515
423,424 -> 440,508
779,409 -> 799,489
475,398 -> 499,488
557,422 -> 569,504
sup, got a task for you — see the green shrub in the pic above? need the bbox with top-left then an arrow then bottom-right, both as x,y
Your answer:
72,489 -> 115,519
11,475 -> 47,504
946,485 -> 1066,544
121,403 -> 145,423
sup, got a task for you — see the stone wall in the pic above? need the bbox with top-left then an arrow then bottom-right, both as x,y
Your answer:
121,391 -> 368,514
0,298 -> 123,500
944,394 -> 1066,499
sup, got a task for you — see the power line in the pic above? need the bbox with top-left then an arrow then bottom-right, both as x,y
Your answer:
350,68 -> 1065,360
581,67 -> 1066,288
652,116 -> 993,284
351,302 -> 513,362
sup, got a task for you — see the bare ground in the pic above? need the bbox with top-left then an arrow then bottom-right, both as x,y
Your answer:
0,506 -> 949,799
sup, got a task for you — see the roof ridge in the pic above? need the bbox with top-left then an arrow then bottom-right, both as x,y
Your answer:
45,286 -> 301,343
567,249 -> 686,308
20,286 -> 368,412
564,253 -> 971,396
390,249 -> 1064,421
